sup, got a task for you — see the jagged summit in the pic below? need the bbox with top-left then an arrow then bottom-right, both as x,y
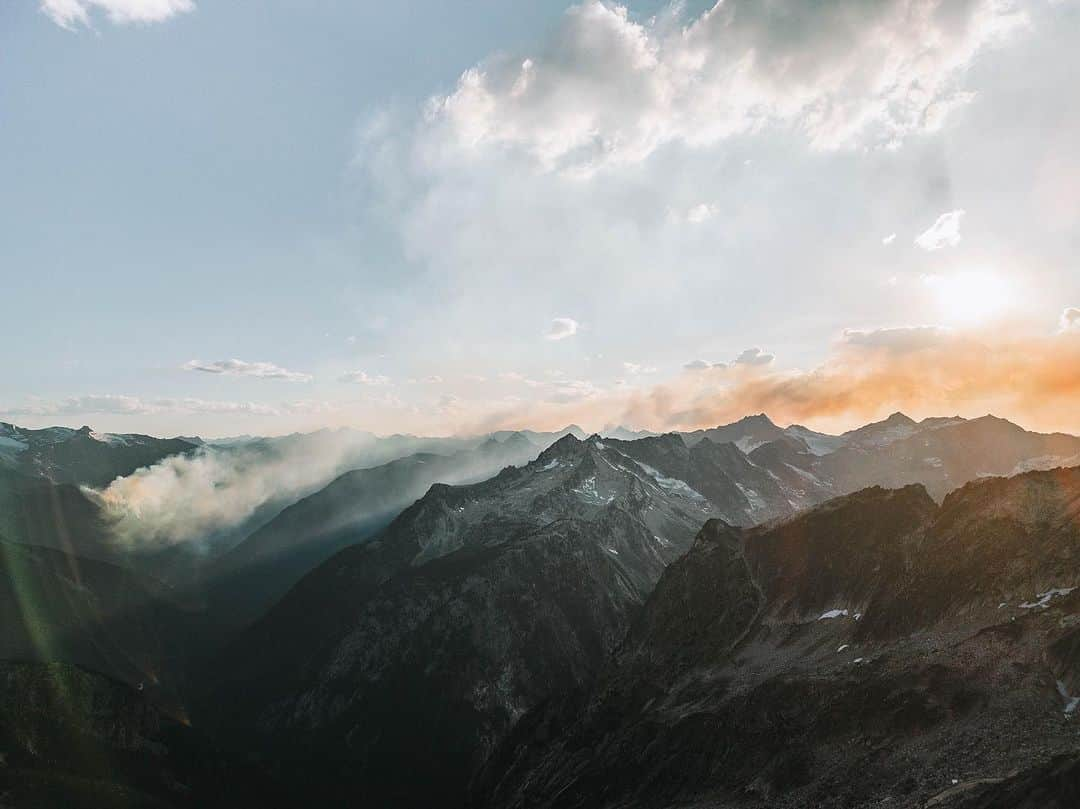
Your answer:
737,412 -> 778,427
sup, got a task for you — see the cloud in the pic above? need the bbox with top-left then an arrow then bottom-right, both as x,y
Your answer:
41,0 -> 194,30
841,325 -> 953,353
544,317 -> 579,341
182,359 -> 313,382
546,379 -> 603,404
622,361 -> 657,375
425,0 -> 1025,176
882,233 -> 897,246
91,433 -> 381,549
733,347 -> 774,366
1061,307 -> 1080,333
0,395 -> 278,418
339,370 -> 390,385
653,327 -> 1080,435
683,359 -> 712,371
915,209 -> 966,250
685,203 -> 718,224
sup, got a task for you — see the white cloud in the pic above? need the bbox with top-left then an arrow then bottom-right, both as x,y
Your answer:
915,209 -> 966,251
0,395 -> 278,418
685,203 -> 718,224
841,325 -> 953,353
733,347 -> 774,366
546,379 -> 602,403
882,233 -> 897,245
41,0 -> 194,30
182,359 -> 313,382
684,359 -> 727,371
1061,307 -> 1080,333
425,0 -> 1025,176
622,361 -> 657,375
339,370 -> 390,385
544,317 -> 579,341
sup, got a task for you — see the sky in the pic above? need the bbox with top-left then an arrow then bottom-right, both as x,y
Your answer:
2,0 -> 1079,438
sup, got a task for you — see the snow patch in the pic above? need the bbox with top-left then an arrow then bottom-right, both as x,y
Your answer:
818,609 -> 849,621
784,426 -> 846,456
636,462 -> 706,501
1056,680 -> 1080,715
735,436 -> 766,454
735,481 -> 766,513
1011,455 -> 1072,475
572,476 -> 613,505
1019,587 -> 1076,610
90,431 -> 133,446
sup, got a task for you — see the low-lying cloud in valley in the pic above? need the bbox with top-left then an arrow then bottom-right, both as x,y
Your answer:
88,431 -> 388,551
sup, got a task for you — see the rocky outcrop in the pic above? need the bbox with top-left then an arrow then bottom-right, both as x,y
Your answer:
475,467 -> 1080,809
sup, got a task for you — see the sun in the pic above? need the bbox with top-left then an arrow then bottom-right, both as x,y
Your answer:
924,270 -> 1014,326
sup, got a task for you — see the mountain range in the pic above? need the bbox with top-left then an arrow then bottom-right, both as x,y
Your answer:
3,412 -> 1080,807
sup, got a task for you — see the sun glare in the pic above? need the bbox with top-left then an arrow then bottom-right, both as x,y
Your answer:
924,270 -> 1014,326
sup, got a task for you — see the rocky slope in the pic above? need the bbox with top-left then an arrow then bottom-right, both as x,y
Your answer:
474,467 -> 1080,809
201,433 -> 736,806
0,661 -> 276,808
0,537 -> 203,700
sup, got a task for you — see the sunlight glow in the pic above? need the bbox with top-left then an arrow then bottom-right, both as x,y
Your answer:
924,271 -> 1015,326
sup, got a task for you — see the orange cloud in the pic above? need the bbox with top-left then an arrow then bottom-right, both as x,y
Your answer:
454,325 -> 1080,437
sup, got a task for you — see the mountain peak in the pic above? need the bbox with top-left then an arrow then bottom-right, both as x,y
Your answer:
538,432 -> 585,461
882,411 -> 916,426
737,413 -> 776,427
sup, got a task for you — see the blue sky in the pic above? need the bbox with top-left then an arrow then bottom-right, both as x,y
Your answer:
3,0 -> 1080,437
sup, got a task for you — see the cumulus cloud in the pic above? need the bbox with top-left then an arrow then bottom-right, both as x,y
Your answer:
915,209 -> 966,250
41,0 -> 194,30
882,233 -> 897,246
733,347 -> 774,366
182,359 -> 313,382
425,0 -> 1025,176
1060,307 -> 1080,333
339,370 -> 390,385
683,359 -> 711,371
544,317 -> 579,341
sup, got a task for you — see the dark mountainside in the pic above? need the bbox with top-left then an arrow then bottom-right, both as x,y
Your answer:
0,536 -> 205,705
3,415 -> 1080,807
200,433 -> 729,806
0,660 -> 279,808
0,468 -> 120,563
474,467 -> 1080,809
